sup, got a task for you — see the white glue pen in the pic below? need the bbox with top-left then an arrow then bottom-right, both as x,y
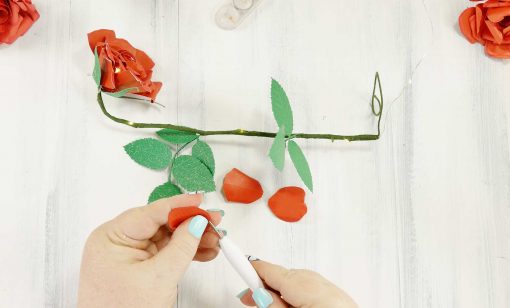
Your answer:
208,222 -> 264,291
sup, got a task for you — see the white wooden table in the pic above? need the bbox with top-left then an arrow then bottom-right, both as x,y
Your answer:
1,0 -> 509,307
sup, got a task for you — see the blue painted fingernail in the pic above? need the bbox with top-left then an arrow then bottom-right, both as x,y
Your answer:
236,288 -> 249,299
188,215 -> 208,239
207,208 -> 225,217
252,288 -> 273,308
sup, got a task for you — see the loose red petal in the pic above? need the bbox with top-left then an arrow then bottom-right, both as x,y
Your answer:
268,187 -> 307,223
167,207 -> 212,230
223,168 -> 264,204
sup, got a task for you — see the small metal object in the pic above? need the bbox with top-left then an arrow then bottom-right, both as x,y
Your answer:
208,221 -> 224,239
215,0 -> 263,30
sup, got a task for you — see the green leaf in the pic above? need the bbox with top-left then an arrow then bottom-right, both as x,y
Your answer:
124,138 -> 172,170
192,140 -> 215,175
172,155 -> 216,192
287,140 -> 313,192
269,125 -> 286,171
93,47 -> 101,87
271,79 -> 293,134
148,182 -> 182,203
104,87 -> 139,98
157,129 -> 198,144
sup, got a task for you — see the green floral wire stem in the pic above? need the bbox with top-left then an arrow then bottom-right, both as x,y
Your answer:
97,72 -> 384,142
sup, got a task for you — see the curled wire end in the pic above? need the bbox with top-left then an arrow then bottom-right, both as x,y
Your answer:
370,72 -> 383,137
371,72 -> 383,117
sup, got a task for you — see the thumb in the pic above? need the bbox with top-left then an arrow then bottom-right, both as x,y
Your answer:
152,215 -> 209,281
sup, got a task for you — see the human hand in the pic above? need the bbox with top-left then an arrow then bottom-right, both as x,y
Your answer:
77,194 -> 224,308
238,259 -> 358,308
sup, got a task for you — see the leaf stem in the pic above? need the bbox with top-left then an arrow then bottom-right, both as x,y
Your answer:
97,73 -> 384,142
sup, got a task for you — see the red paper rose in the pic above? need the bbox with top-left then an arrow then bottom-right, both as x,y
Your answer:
0,0 -> 39,44
459,0 -> 510,58
88,29 -> 162,101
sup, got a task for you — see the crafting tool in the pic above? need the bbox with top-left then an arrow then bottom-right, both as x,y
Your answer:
208,221 -> 265,291
215,0 -> 264,30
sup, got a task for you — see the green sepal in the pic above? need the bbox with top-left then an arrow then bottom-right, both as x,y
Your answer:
104,87 -> 139,98
93,47 -> 101,88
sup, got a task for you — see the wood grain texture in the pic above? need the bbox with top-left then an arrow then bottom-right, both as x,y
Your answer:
0,0 -> 508,307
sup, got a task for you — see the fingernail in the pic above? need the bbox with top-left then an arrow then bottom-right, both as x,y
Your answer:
217,228 -> 228,236
207,208 -> 225,217
188,215 -> 208,239
252,288 -> 273,308
246,255 -> 260,261
236,288 -> 250,299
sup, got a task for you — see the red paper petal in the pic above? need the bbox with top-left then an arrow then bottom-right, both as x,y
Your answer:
485,41 -> 510,58
115,70 -> 143,90
487,7 -> 510,22
503,25 -> 510,35
108,38 -> 137,56
167,207 -> 212,230
223,168 -> 264,204
459,7 -> 477,43
485,20 -> 503,43
268,187 -> 307,223
484,0 -> 510,8
136,49 -> 155,71
87,29 -> 116,51
475,5 -> 483,34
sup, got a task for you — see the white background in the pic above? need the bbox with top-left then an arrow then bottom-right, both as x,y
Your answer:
1,0 -> 509,307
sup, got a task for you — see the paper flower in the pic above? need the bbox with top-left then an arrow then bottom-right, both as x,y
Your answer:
0,0 -> 39,45
222,168 -> 263,204
88,29 -> 162,101
268,187 -> 307,222
459,0 -> 510,58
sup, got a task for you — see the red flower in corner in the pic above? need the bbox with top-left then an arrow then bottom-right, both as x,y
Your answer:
459,0 -> 510,58
88,29 -> 162,102
0,0 -> 40,44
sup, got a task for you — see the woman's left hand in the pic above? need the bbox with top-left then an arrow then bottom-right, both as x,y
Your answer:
77,194 -> 223,308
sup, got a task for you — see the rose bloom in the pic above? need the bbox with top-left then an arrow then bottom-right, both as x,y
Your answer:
459,0 -> 510,58
88,29 -> 162,102
0,0 -> 40,44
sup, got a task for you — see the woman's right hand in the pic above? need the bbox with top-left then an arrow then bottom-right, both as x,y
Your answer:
238,259 -> 358,308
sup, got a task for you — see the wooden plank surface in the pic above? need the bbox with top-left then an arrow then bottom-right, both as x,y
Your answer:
0,0 -> 508,307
